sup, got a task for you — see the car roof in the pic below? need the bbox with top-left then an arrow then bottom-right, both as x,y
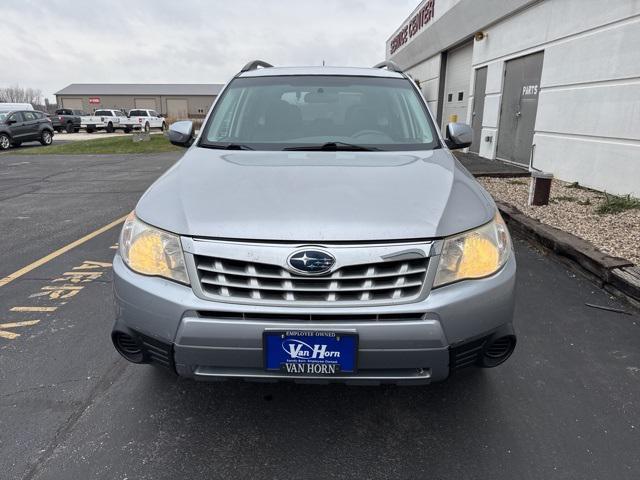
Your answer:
237,66 -> 405,79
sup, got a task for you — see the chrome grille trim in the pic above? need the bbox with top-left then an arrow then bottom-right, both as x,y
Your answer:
183,238 -> 437,307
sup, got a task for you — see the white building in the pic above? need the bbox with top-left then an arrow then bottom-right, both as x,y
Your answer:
386,0 -> 640,196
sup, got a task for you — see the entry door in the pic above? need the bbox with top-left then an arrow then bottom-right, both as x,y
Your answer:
497,51 -> 544,165
470,67 -> 487,153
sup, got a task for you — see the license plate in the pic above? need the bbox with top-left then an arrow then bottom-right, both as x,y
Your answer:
263,330 -> 358,375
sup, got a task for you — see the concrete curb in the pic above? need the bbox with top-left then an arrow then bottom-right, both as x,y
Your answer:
496,200 -> 640,306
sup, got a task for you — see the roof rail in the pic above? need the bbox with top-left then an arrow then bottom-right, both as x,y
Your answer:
240,60 -> 274,73
372,60 -> 403,73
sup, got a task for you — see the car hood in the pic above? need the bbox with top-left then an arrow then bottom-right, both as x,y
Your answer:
135,147 -> 496,241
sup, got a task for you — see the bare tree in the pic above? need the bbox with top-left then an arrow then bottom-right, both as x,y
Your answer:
0,85 -> 44,108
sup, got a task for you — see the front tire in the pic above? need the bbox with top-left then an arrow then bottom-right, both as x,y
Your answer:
161,121 -> 167,131
39,130 -> 53,146
0,134 -> 11,150
106,122 -> 114,133
144,122 -> 150,133
65,122 -> 75,134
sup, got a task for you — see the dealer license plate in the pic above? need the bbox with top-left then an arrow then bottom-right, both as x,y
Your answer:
263,330 -> 358,375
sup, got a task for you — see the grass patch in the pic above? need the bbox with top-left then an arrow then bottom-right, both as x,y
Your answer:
596,193 -> 640,215
15,134 -> 182,155
507,179 -> 527,185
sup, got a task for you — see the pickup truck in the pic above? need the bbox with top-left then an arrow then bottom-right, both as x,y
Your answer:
127,109 -> 166,132
81,109 -> 140,133
50,109 -> 81,133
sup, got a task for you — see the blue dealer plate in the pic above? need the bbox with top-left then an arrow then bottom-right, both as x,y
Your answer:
263,330 -> 358,375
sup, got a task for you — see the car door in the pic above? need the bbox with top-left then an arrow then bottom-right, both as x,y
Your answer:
149,110 -> 162,128
21,111 -> 40,140
6,112 -> 27,140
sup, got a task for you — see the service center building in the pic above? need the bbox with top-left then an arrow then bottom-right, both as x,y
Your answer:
387,0 -> 640,196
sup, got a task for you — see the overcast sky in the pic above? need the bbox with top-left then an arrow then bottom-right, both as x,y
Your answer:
1,0 -> 416,101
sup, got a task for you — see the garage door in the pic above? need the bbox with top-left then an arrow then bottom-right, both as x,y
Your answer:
135,98 -> 157,110
166,99 -> 189,119
62,98 -> 83,111
441,41 -> 473,130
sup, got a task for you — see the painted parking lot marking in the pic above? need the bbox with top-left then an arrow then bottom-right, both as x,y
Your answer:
3,258 -> 113,341
0,214 -> 126,288
10,306 -> 58,312
0,320 -> 41,340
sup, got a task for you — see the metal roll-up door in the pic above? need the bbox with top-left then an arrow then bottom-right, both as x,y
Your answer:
441,41 -> 473,130
166,99 -> 189,119
134,98 -> 157,110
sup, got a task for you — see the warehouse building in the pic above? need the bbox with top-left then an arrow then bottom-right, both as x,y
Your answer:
54,83 -> 224,120
386,0 -> 640,196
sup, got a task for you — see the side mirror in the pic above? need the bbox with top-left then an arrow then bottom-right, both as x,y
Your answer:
168,120 -> 194,147
444,122 -> 472,150
7,119 -> 16,125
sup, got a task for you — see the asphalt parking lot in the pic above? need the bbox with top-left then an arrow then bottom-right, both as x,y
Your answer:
1,152 -> 639,480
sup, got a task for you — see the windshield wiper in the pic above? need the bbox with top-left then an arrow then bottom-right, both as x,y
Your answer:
200,143 -> 254,150
283,142 -> 380,152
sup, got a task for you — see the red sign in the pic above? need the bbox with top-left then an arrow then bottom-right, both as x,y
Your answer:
390,0 -> 435,55
89,97 -> 101,104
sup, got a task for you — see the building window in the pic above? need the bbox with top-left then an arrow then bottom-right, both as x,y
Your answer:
458,91 -> 464,101
447,93 -> 453,102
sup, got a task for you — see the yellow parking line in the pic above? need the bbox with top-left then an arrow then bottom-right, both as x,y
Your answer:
0,320 -> 40,339
10,306 -> 58,312
0,214 -> 127,288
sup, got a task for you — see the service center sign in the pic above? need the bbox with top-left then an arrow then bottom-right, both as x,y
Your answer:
88,97 -> 100,104
389,0 -> 435,55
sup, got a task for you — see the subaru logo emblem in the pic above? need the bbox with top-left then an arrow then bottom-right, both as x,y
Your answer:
287,249 -> 335,275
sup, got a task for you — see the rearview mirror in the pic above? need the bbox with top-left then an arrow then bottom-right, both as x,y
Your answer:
168,120 -> 194,147
444,122 -> 472,150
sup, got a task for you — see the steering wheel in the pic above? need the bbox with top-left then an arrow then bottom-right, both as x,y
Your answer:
351,129 -> 386,139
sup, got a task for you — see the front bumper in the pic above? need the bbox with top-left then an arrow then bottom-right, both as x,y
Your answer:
112,252 -> 516,384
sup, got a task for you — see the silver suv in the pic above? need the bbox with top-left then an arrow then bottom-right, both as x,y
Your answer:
111,60 -> 517,384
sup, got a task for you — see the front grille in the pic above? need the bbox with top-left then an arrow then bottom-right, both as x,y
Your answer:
194,255 -> 429,305
197,311 -> 426,322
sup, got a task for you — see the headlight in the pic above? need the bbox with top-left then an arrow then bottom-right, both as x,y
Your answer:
433,212 -> 511,287
119,212 -> 189,284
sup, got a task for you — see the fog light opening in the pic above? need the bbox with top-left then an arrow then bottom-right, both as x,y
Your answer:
480,335 -> 516,368
113,331 -> 145,363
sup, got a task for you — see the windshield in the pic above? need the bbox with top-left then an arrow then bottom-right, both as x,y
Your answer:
201,75 -> 439,151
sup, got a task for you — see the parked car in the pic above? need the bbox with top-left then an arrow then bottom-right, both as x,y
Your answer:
50,109 -> 81,133
111,60 -> 517,385
0,110 -> 54,150
127,109 -> 166,132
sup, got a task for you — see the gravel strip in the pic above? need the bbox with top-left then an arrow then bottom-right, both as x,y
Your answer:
479,177 -> 640,265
